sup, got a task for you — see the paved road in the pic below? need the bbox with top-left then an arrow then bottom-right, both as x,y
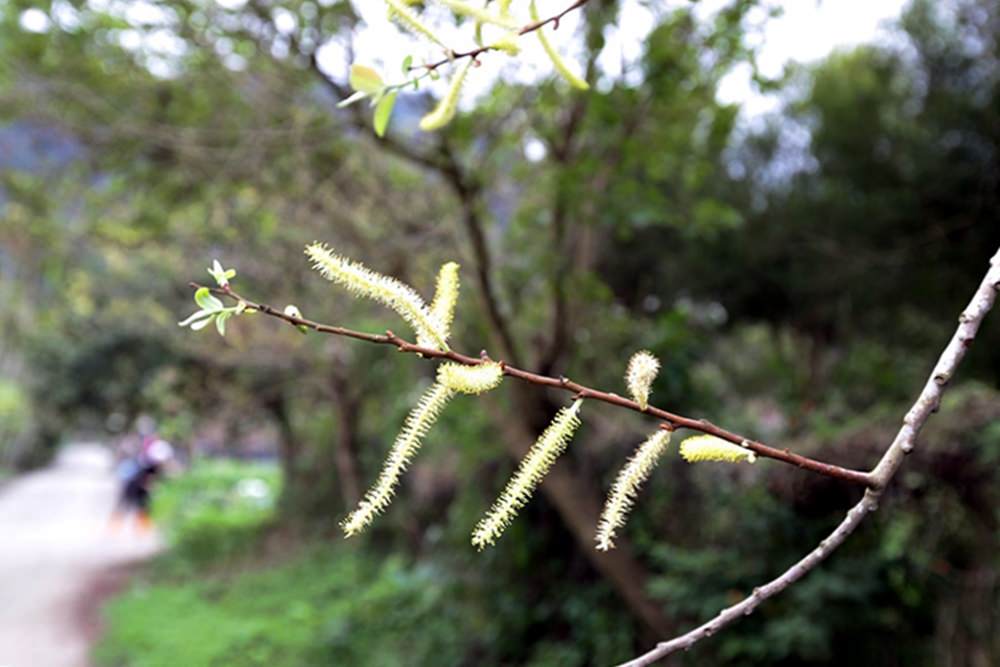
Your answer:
0,444 -> 161,667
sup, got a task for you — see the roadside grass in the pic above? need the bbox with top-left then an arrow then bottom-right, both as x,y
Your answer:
93,459 -> 472,667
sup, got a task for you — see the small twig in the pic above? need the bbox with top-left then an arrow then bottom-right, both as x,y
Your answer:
190,281 -> 871,486
412,0 -> 591,72
620,246 -> 1000,666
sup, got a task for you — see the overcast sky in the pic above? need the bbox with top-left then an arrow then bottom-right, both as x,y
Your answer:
315,0 -> 908,112
18,0 -> 909,112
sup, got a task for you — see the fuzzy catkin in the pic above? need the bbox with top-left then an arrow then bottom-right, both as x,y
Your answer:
595,430 -> 671,551
530,0 -> 589,90
384,0 -> 446,47
437,361 -> 504,395
422,262 -> 460,347
679,435 -> 757,464
342,382 -> 455,536
305,243 -> 449,350
438,0 -> 518,28
625,350 -> 660,410
419,60 -> 472,131
472,399 -> 584,549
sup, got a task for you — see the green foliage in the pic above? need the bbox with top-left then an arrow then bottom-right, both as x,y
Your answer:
3,0 -> 1000,663
151,460 -> 280,575
0,379 -> 30,462
95,549 -> 469,667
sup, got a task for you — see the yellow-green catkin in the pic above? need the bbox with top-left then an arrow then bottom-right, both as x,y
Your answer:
423,262 -> 460,347
595,429 -> 671,551
472,399 -> 584,549
437,361 -> 504,395
342,382 -> 455,536
419,59 -> 473,131
679,434 -> 757,464
625,350 -> 660,410
385,0 -> 447,47
530,0 -> 589,90
305,243 -> 449,350
438,0 -> 518,29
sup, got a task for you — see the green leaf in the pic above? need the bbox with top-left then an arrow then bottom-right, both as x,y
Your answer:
401,55 -> 413,76
207,259 -> 235,287
190,314 -> 215,331
215,311 -> 232,336
337,90 -> 368,108
373,91 -> 398,138
194,287 -> 224,312
178,309 -> 211,327
349,64 -> 384,95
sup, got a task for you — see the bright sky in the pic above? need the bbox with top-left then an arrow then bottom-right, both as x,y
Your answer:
19,0 -> 908,113
317,0 -> 908,113
717,0 -> 907,113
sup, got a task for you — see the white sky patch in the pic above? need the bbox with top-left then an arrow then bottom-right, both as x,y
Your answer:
63,0 -> 906,104
19,8 -> 51,33
322,1 -> 907,116
718,0 -> 906,115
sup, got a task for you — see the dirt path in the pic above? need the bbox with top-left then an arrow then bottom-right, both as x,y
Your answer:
0,444 -> 161,667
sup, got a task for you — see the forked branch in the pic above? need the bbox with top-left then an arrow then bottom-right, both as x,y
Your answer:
411,0 -> 591,73
620,246 -> 1000,666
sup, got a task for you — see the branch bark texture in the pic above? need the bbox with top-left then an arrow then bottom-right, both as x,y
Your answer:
195,284 -> 869,485
620,246 -> 1000,666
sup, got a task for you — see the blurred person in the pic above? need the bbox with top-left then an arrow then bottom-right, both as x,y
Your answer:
109,417 -> 174,533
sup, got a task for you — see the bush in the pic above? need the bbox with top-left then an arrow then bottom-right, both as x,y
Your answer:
151,459 -> 281,575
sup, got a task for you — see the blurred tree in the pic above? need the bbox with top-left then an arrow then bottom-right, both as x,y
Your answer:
1,0 -> 999,663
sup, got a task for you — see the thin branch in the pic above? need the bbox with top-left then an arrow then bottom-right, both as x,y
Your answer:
193,282 -> 872,486
620,246 -> 1000,666
412,0 -> 591,72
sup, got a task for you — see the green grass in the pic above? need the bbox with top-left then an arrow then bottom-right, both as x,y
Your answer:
95,459 -> 475,667
149,458 -> 280,576
95,545 -> 477,667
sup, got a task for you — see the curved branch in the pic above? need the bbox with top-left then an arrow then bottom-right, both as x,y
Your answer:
620,246 -> 1000,666
193,282 -> 871,485
413,0 -> 591,73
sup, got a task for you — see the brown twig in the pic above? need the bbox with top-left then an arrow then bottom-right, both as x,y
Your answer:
192,281 -> 871,486
411,0 -> 591,72
620,246 -> 1000,665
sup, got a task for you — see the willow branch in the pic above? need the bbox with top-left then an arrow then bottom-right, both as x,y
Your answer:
412,0 -> 591,72
193,282 -> 871,486
620,246 -> 1000,666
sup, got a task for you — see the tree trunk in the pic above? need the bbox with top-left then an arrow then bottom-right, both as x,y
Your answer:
329,372 -> 362,507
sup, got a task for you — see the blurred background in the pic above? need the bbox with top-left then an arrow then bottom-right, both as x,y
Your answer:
1,0 -> 999,665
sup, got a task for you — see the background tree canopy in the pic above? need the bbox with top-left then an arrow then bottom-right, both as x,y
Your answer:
1,0 -> 998,664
